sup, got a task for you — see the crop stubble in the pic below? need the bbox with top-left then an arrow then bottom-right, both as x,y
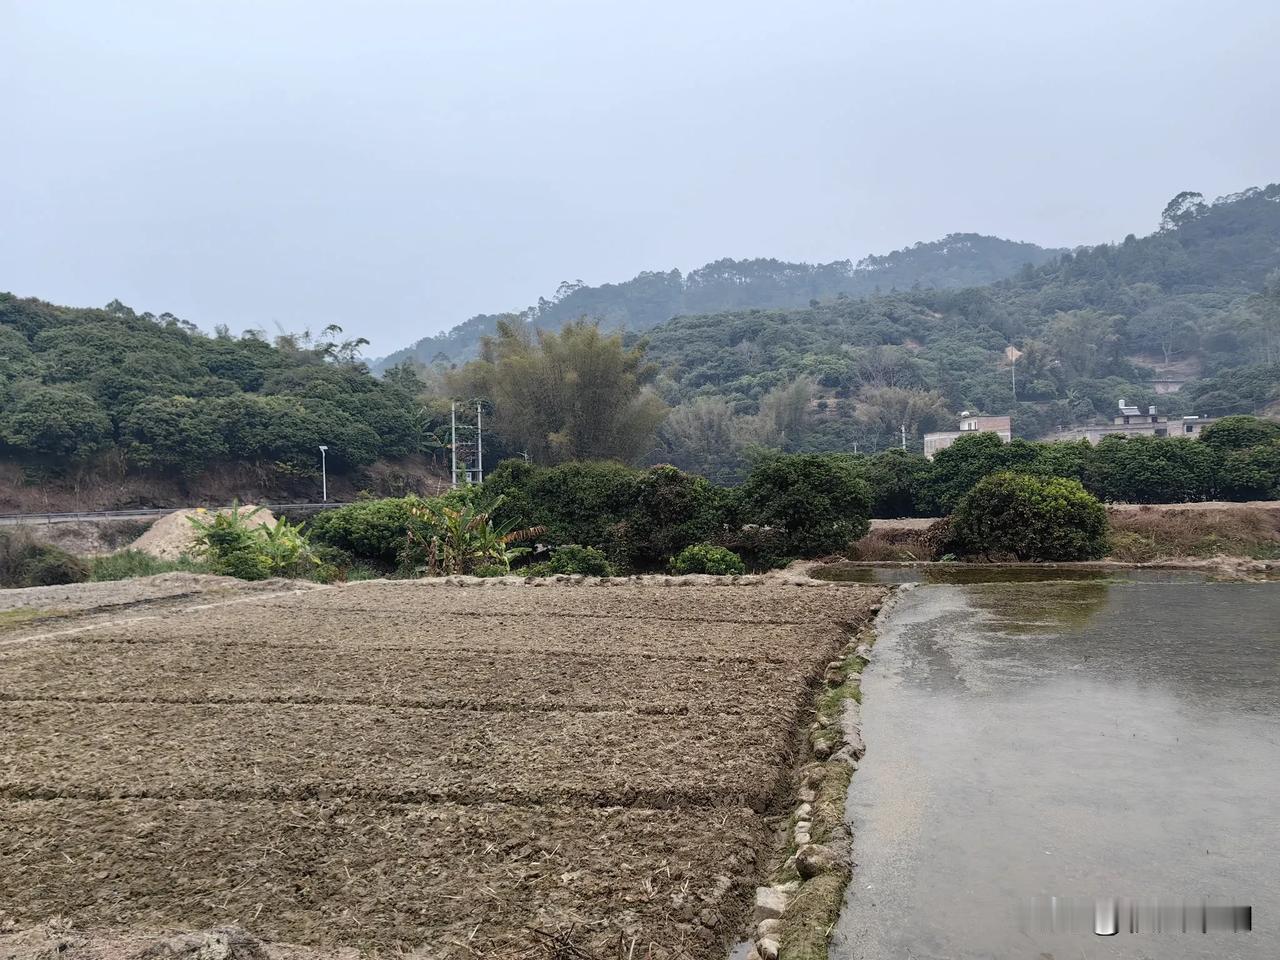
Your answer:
0,577 -> 881,958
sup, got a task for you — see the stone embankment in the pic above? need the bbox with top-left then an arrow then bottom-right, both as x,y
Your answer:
740,585 -> 907,960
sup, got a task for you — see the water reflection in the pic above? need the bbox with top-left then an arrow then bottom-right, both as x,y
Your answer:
835,580 -> 1280,959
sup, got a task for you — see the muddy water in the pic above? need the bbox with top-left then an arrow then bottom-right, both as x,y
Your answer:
834,579 -> 1280,959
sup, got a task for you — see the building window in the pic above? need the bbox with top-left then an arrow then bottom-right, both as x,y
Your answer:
1185,423 -> 1195,434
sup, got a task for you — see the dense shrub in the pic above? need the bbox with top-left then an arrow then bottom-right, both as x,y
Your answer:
618,465 -> 731,568
484,459 -> 640,554
189,505 -> 320,580
307,497 -> 421,568
859,424 -> 1280,518
484,459 -> 729,571
715,524 -> 790,573
308,488 -> 479,568
0,530 -> 90,587
20,547 -> 91,586
1198,415 -> 1280,452
1090,435 -> 1217,504
945,472 -> 1109,561
523,545 -> 617,577
1220,443 -> 1280,499
732,453 -> 872,564
670,544 -> 746,575
859,449 -> 931,519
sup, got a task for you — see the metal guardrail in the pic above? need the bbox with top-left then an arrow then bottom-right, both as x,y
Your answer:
0,502 -> 350,525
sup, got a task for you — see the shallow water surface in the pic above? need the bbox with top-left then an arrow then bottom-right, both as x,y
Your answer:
835,580 -> 1280,959
812,562 -> 1219,585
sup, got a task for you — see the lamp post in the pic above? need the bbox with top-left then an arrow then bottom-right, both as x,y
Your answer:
318,445 -> 328,502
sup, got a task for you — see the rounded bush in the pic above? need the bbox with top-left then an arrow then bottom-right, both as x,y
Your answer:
733,453 -> 871,564
1198,415 -> 1280,452
307,497 -> 418,567
540,545 -> 617,576
670,543 -> 747,575
946,471 -> 1109,561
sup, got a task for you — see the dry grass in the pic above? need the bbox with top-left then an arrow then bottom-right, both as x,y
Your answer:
1107,504 -> 1280,561
846,527 -> 931,562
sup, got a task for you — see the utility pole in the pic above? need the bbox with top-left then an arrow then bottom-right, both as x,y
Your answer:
318,445 -> 328,502
475,401 -> 484,484
1011,354 -> 1017,400
450,402 -> 457,488
900,424 -> 906,451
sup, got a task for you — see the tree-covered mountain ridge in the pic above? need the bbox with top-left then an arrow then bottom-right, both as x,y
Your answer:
373,233 -> 1065,371
637,185 -> 1280,479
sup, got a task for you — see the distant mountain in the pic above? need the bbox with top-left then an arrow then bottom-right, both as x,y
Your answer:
373,234 -> 1064,372
639,183 -> 1280,473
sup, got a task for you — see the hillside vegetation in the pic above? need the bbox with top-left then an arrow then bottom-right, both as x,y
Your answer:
375,234 -> 1063,370
3,185 -> 1276,508
0,297 -> 444,503
641,186 -> 1280,479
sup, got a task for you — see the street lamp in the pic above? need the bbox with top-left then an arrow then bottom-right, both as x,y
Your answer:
318,445 -> 328,502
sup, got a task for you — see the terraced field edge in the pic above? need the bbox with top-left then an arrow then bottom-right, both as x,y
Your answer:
744,585 -> 904,960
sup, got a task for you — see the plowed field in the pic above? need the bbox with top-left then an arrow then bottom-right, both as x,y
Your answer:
0,576 -> 881,958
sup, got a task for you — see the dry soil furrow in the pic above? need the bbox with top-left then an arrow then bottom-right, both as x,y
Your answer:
0,798 -> 765,955
238,580 -> 869,625
0,701 -> 794,810
30,613 -> 848,664
0,642 -> 815,715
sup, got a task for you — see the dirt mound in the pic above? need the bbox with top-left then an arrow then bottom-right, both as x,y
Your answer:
130,506 -> 277,561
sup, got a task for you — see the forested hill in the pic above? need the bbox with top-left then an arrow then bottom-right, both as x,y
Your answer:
373,233 -> 1062,371
641,184 -> 1280,478
0,296 -> 437,499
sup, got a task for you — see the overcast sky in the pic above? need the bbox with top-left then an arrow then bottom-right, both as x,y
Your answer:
3,0 -> 1278,355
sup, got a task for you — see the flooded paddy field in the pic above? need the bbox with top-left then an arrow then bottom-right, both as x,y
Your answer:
836,576 -> 1280,959
0,575 -> 884,958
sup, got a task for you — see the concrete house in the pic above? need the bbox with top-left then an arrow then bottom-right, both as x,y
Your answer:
1044,400 -> 1216,444
923,413 -> 1013,459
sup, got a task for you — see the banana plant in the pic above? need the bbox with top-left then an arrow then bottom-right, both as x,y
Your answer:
403,495 -> 544,575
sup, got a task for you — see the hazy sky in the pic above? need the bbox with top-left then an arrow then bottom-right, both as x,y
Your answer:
3,0 -> 1278,355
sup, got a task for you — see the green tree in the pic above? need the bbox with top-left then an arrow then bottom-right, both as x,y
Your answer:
1220,442 -> 1280,499
1091,435 -> 1215,502
733,453 -> 871,561
859,449 -> 931,518
1198,415 -> 1280,452
0,384 -> 112,460
451,319 -> 668,464
916,433 -> 1039,514
121,395 -> 228,475
483,458 -> 642,554
854,386 -> 950,439
946,472 -> 1109,561
622,465 -> 731,568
